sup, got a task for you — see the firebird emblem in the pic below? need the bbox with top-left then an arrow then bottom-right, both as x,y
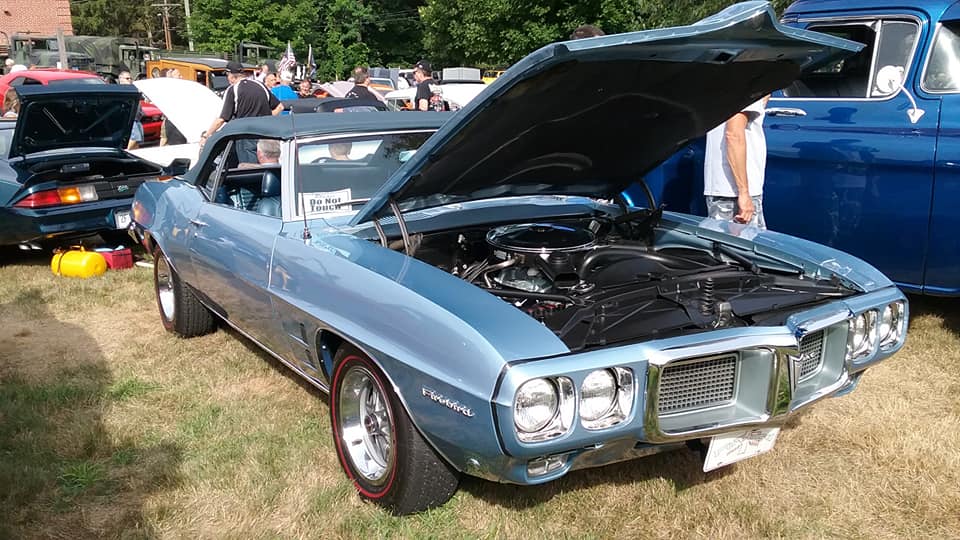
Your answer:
422,387 -> 475,417
117,185 -> 130,193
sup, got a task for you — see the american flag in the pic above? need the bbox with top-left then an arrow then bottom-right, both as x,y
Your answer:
278,41 -> 296,75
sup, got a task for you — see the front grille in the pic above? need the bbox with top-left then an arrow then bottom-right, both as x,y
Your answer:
658,354 -> 737,414
798,330 -> 825,381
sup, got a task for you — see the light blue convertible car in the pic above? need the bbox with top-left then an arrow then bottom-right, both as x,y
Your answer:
131,2 -> 908,514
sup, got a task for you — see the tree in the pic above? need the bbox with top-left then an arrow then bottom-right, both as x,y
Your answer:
71,0 -> 185,48
420,0 -> 796,67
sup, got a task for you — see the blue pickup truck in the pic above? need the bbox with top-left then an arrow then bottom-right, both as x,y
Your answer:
641,0 -> 960,296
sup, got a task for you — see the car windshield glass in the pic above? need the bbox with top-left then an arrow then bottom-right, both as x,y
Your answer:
924,21 -> 960,92
294,131 -> 432,218
47,78 -> 105,85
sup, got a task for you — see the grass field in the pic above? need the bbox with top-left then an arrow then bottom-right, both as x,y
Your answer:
1,246 -> 958,539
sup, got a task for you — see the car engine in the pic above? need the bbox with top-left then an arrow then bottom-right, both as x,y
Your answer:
413,217 -> 854,351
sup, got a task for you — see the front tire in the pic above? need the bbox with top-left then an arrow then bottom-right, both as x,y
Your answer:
153,248 -> 216,337
330,346 -> 460,514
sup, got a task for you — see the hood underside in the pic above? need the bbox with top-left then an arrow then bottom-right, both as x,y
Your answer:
11,85 -> 141,158
353,1 -> 862,224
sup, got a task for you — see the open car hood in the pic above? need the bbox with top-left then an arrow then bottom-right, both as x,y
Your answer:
353,1 -> 862,223
11,85 -> 141,158
134,78 -> 222,144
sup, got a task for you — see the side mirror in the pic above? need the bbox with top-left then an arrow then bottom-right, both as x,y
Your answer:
876,64 -> 924,124
166,158 -> 191,176
875,65 -> 904,95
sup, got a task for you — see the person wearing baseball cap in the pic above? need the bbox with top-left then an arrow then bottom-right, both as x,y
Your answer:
201,60 -> 283,162
413,59 -> 443,111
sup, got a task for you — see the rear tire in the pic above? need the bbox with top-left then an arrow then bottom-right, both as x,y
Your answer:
330,346 -> 460,514
153,247 -> 216,337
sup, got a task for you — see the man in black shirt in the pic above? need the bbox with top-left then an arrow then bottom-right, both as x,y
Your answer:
346,66 -> 378,101
413,60 -> 443,111
201,61 -> 283,163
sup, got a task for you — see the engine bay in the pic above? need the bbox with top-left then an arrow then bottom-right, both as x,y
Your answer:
411,215 -> 854,351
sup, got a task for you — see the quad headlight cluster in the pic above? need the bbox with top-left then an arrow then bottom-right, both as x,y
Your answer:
514,367 -> 634,442
846,301 -> 905,361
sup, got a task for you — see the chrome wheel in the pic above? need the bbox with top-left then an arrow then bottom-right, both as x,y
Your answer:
155,255 -> 176,321
337,364 -> 394,484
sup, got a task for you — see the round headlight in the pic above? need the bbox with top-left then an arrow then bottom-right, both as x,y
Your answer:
580,369 -> 617,421
515,378 -> 558,433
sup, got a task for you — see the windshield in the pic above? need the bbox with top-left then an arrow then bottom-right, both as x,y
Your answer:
294,131 -> 433,218
924,21 -> 960,91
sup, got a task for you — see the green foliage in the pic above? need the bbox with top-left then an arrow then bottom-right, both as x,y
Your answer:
70,0 -> 186,47
421,0 -> 797,66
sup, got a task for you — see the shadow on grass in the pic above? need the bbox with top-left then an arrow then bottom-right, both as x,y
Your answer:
908,294 -> 960,336
222,325 -> 331,405
0,288 -> 183,539
459,445 -> 735,511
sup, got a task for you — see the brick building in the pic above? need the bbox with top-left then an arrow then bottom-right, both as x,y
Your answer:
0,0 -> 75,58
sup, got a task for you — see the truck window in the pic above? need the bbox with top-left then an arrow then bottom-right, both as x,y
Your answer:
923,21 -> 960,92
871,21 -> 920,97
783,19 -> 919,99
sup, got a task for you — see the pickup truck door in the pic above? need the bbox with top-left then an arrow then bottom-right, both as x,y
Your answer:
764,15 -> 938,291
922,19 -> 960,295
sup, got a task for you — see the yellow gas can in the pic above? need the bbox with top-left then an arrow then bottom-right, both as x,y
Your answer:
51,247 -> 107,278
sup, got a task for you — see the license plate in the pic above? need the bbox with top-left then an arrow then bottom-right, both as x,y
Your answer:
114,210 -> 131,230
703,427 -> 780,472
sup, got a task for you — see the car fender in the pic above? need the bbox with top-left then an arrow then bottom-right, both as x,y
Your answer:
268,229 -> 571,467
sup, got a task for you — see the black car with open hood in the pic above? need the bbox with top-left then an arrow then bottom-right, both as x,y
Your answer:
0,85 -> 164,247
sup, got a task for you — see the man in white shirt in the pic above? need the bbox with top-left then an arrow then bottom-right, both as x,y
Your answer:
703,96 -> 770,228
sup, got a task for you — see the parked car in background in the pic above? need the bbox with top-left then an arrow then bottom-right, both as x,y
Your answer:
130,3 -> 908,515
0,69 -> 162,146
0,85 -> 169,248
145,57 -> 255,95
642,0 -> 960,296
482,68 -> 507,84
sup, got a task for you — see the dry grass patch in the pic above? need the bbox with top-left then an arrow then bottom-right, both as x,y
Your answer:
1,247 -> 959,539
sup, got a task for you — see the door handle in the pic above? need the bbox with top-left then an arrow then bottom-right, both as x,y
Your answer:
189,219 -> 208,227
765,107 -> 807,117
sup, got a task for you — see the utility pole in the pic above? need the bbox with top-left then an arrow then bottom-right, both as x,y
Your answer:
182,0 -> 194,51
152,3 -> 179,50
55,27 -> 67,69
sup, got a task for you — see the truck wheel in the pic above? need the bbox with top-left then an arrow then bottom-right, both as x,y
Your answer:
330,346 -> 460,514
153,248 -> 216,337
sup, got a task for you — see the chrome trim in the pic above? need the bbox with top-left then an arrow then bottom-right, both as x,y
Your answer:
215,313 -> 330,393
640,319 -> 862,443
765,107 -> 807,117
